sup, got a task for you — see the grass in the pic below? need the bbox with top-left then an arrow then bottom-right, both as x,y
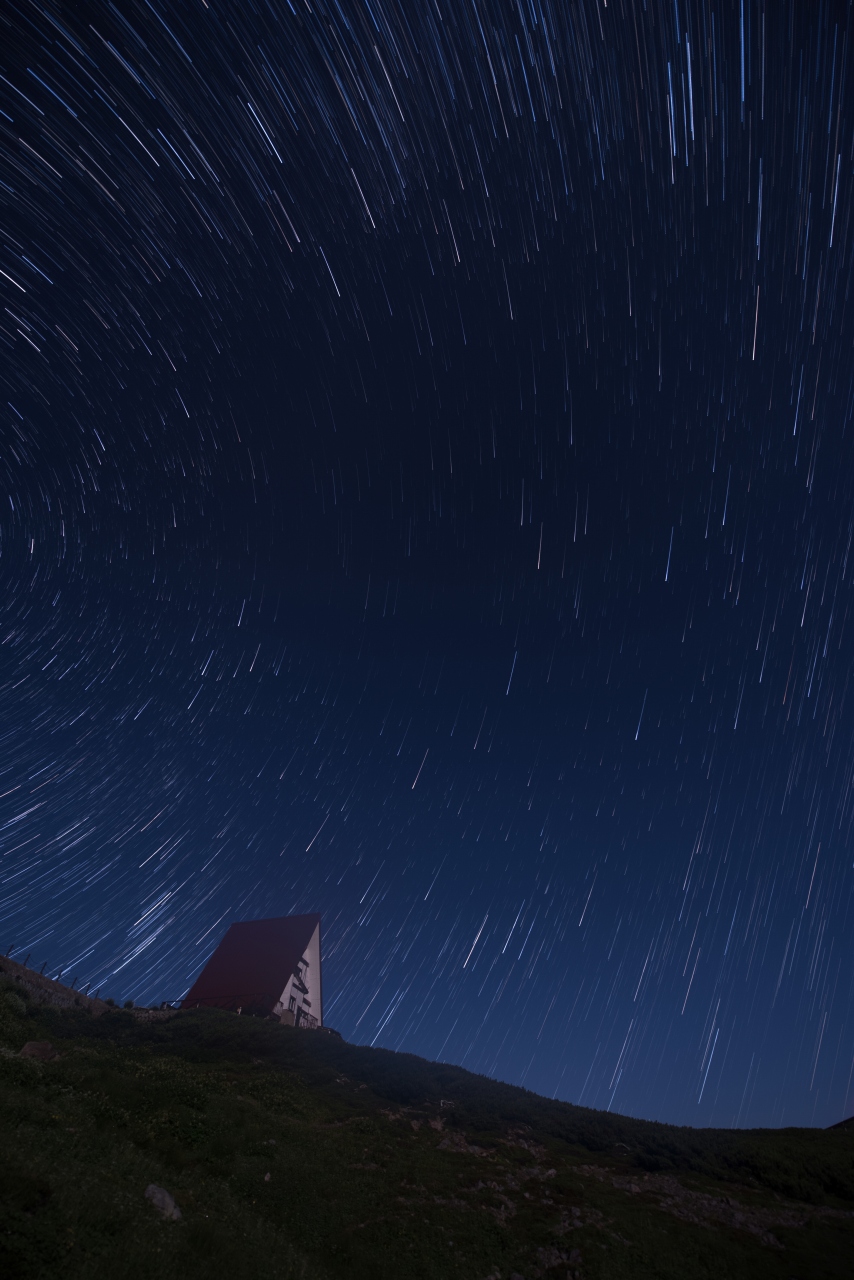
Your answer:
1,979 -> 852,1279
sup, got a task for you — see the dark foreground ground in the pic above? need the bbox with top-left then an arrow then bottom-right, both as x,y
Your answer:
1,976 -> 852,1279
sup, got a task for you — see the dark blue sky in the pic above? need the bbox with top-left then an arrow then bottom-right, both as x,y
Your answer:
2,0 -> 854,1128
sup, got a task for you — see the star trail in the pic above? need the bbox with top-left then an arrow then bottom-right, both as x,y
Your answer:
2,0 -> 854,1128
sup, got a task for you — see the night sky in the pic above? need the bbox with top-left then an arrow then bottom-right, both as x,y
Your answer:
2,0 -> 854,1130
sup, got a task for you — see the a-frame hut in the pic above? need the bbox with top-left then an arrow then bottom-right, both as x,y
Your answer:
183,913 -> 322,1026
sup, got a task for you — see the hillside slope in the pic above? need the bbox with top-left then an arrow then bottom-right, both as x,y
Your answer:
1,975 -> 852,1279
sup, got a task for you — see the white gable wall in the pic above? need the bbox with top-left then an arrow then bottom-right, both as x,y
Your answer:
273,923 -> 322,1027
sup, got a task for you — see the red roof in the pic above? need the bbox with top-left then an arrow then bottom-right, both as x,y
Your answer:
183,913 -> 321,1015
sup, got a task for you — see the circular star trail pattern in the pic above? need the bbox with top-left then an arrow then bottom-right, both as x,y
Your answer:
2,0 -> 854,1127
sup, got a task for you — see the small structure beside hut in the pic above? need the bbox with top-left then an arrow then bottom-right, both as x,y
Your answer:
183,913 -> 322,1027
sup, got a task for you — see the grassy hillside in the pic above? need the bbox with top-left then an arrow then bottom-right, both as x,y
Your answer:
1,977 -> 852,1279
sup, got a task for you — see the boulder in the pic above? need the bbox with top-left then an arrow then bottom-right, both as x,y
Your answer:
144,1184 -> 182,1220
19,1041 -> 57,1061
